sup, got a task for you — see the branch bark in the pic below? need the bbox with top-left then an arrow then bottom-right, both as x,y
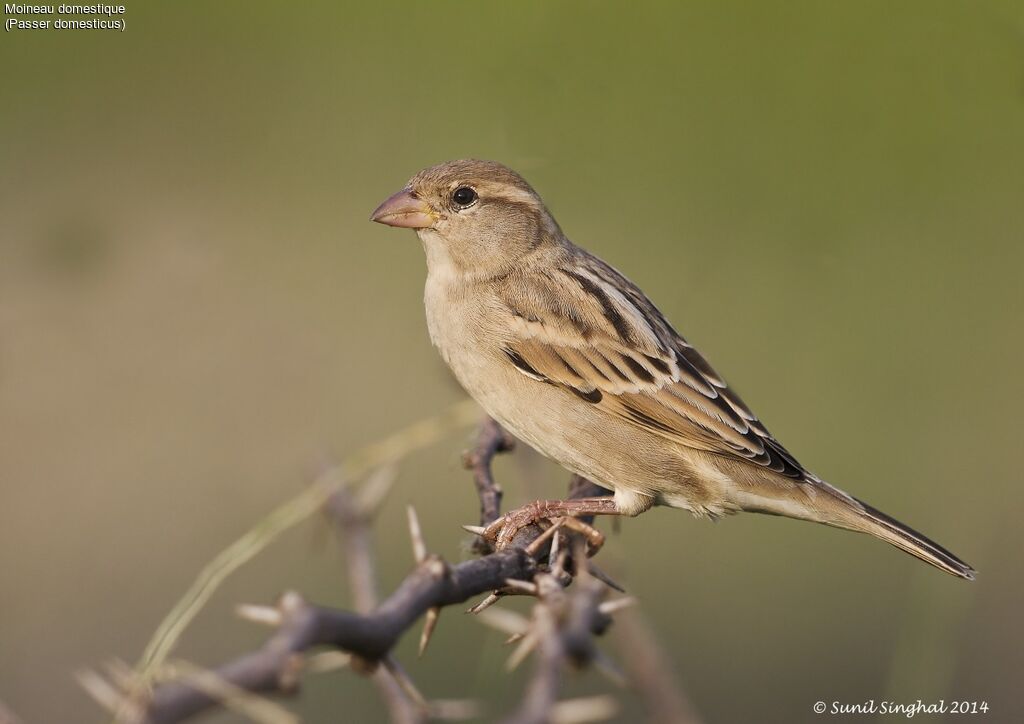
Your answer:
140,545 -> 537,723
463,416 -> 515,530
328,481 -> 422,724
85,417 -> 701,724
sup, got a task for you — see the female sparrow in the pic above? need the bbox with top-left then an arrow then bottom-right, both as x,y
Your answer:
371,159 -> 974,580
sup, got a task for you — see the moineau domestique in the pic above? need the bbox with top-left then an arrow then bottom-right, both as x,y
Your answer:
4,4 -> 126,15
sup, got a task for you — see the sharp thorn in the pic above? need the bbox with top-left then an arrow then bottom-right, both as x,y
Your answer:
549,529 -> 562,566
101,659 -> 138,690
505,631 -> 537,671
503,578 -> 538,594
306,651 -> 352,674
598,597 -> 637,616
462,524 -> 487,536
467,592 -> 502,615
279,590 -> 307,615
504,632 -> 525,645
235,603 -> 284,627
406,506 -> 427,563
75,669 -> 127,714
418,607 -> 440,657
587,563 -> 626,593
475,607 -> 530,636
550,695 -> 620,724
383,656 -> 428,710
525,517 -> 566,556
550,548 -> 570,579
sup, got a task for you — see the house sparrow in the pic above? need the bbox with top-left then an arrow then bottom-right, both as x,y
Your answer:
371,159 -> 974,580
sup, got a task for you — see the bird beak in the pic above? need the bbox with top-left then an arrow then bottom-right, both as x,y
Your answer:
370,189 -> 435,229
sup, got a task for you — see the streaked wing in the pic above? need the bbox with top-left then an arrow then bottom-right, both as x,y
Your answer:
499,254 -> 806,479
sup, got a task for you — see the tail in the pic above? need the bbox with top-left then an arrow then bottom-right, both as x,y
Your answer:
844,498 -> 975,580
733,478 -> 975,579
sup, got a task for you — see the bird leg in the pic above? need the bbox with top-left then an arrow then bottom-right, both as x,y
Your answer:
483,497 -> 620,552
566,475 -> 613,525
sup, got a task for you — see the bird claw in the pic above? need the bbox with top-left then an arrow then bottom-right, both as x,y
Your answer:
481,500 -> 607,556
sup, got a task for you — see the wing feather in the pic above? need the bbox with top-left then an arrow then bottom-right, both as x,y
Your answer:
498,253 -> 806,480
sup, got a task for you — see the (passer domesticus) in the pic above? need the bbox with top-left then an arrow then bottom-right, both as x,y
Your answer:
371,159 -> 974,580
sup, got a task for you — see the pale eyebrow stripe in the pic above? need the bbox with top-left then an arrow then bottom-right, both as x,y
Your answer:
483,186 -> 539,205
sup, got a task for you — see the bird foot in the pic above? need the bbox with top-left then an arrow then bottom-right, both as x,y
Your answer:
481,497 -> 620,554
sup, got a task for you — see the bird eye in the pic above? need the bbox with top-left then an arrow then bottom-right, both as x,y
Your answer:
451,186 -> 478,207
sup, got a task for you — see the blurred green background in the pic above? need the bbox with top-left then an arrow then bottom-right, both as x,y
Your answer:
2,1 -> 1023,722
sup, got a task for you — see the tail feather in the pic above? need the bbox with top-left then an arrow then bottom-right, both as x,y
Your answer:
840,497 -> 975,580
730,477 -> 974,579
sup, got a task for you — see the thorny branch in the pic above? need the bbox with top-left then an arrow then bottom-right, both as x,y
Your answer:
82,417 -> 700,724
328,473 -> 424,724
462,416 -> 515,547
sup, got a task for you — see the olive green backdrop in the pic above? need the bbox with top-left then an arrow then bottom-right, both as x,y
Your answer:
2,2 -> 1022,722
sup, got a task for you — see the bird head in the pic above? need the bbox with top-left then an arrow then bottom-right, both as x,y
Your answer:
371,159 -> 563,278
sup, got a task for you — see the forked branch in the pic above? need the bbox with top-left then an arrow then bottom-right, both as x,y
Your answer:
82,417 -> 699,724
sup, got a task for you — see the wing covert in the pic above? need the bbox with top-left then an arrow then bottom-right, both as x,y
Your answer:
498,257 -> 806,479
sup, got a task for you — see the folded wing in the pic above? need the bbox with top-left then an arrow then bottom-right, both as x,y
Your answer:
499,256 -> 806,479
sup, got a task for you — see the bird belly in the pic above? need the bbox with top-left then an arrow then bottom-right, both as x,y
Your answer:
423,277 -> 734,518
443,341 -> 731,517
